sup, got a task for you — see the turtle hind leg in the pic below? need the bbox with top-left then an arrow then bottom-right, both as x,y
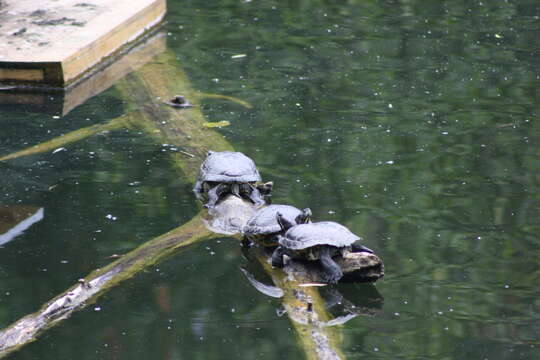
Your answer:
351,242 -> 374,254
271,246 -> 287,268
319,247 -> 343,284
248,185 -> 266,206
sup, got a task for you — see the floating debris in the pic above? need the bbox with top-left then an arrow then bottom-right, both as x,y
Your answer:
202,121 -> 230,128
52,147 -> 66,154
297,283 -> 327,287
165,95 -> 193,108
231,54 -> 247,59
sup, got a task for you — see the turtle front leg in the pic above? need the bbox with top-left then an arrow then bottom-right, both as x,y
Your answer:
319,247 -> 343,284
248,185 -> 266,206
193,181 -> 204,200
205,183 -> 226,209
351,242 -> 374,254
271,246 -> 287,268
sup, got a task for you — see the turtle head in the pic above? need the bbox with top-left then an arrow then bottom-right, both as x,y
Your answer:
276,212 -> 295,232
231,183 -> 241,197
296,208 -> 312,224
256,181 -> 273,195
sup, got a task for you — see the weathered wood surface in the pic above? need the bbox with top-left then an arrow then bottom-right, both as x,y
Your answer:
0,0 -> 165,86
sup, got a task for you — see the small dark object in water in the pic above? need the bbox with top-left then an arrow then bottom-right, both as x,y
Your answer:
193,151 -> 269,209
166,95 -> 193,108
271,221 -> 373,284
243,204 -> 311,245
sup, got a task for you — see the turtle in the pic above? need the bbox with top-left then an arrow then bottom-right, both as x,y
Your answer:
193,151 -> 268,209
271,221 -> 373,284
242,204 -> 312,245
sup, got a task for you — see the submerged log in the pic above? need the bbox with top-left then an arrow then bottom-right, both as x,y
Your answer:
0,33 -> 384,360
0,216 -> 217,357
207,195 -> 384,360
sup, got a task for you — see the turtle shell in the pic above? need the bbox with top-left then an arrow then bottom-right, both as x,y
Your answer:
199,151 -> 261,183
279,222 -> 360,250
244,204 -> 305,235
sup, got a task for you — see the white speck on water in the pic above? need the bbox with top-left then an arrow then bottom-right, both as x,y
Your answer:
328,210 -> 335,214
60,260 -> 68,264
327,138 -> 332,142
394,312 -> 400,316
504,284 -> 510,289
388,103 -> 393,109
442,131 -> 449,135
52,115 -> 60,119
374,348 -> 379,352
437,311 -> 443,315
385,160 -> 394,164
231,308 -> 236,313
212,78 -> 219,83
52,147 -> 66,154
105,214 -> 117,221
94,306 -> 101,311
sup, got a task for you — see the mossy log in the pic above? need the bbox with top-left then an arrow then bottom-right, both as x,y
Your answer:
0,32 -> 383,360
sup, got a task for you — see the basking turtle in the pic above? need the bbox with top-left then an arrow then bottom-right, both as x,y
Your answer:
243,204 -> 312,245
271,221 -> 373,284
193,151 -> 268,209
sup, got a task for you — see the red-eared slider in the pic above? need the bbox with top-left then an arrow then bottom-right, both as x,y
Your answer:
242,204 -> 312,245
271,221 -> 373,284
193,151 -> 268,209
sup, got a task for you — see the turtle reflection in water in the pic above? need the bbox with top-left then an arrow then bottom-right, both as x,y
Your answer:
242,204 -> 312,246
193,151 -> 271,209
272,221 -> 373,284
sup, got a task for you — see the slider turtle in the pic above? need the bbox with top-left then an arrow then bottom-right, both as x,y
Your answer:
243,204 -> 312,245
271,221 -> 373,284
193,151 -> 268,209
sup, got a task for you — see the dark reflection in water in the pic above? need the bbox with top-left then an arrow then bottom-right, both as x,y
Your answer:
1,0 -> 539,359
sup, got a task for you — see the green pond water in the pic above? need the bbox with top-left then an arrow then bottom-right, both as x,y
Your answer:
1,0 -> 540,359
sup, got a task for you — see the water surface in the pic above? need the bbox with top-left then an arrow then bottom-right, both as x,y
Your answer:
1,0 -> 539,359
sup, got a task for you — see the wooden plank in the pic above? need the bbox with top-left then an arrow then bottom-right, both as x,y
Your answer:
0,69 -> 44,82
0,32 -> 167,115
0,0 -> 166,86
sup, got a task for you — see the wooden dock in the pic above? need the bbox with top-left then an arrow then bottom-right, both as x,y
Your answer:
0,0 -> 166,87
